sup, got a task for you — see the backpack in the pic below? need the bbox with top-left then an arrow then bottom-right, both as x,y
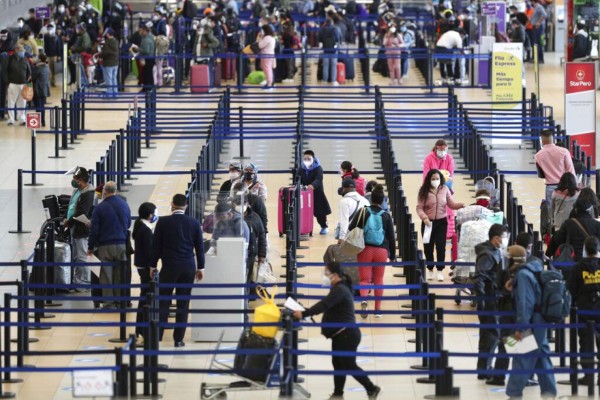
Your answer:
363,207 -> 385,246
524,266 -> 571,323
155,35 -> 170,56
555,243 -> 575,262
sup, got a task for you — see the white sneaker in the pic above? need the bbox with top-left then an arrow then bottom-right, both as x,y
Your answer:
259,80 -> 267,85
437,272 -> 444,282
282,78 -> 294,83
332,81 -> 339,86
427,270 -> 434,280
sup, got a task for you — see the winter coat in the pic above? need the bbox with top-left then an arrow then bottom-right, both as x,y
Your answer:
300,157 -> 331,218
546,212 -> 600,261
422,150 -> 455,181
473,240 -> 503,310
416,185 -> 462,222
340,171 -> 366,196
568,257 -> 600,311
32,62 -> 50,97
100,37 -> 119,67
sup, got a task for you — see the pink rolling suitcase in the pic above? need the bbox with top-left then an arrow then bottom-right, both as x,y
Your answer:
190,64 -> 210,93
278,187 -> 314,237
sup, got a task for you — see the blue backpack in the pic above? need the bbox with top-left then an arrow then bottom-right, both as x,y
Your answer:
364,208 -> 385,246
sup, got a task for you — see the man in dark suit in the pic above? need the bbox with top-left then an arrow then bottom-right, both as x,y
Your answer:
152,194 -> 204,347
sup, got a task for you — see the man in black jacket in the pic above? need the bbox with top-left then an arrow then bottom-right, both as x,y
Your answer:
43,25 -> 61,86
231,181 -> 268,235
152,194 -> 204,347
3,44 -> 30,126
473,223 -> 508,382
0,29 -> 14,120
64,167 -> 95,289
568,236 -> 600,385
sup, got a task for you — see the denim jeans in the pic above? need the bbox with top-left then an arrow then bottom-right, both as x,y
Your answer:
505,315 -> 557,398
322,52 -> 337,83
103,65 -> 118,96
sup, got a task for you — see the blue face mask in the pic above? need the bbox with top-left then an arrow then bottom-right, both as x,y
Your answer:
150,210 -> 159,223
400,27 -> 407,32
17,51 -> 25,58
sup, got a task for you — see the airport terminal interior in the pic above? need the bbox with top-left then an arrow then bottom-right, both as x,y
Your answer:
0,0 -> 599,399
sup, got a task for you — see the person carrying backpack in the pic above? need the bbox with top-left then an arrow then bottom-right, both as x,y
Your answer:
348,185 -> 395,319
568,236 -> 600,386
505,247 -> 558,399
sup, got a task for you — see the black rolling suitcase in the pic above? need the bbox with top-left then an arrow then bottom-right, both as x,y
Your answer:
340,52 -> 355,80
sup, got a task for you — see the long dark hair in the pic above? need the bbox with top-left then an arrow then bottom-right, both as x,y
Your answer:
326,261 -> 352,288
132,202 -> 156,239
418,169 -> 445,202
556,172 -> 579,197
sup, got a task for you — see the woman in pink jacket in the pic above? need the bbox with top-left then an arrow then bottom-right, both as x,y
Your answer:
257,24 -> 276,89
416,169 -> 464,281
422,139 -> 457,240
383,25 -> 404,85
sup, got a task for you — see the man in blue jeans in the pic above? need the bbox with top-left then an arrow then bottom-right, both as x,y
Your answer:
529,0 -> 546,63
100,28 -> 119,97
505,249 -> 557,399
319,17 -> 341,85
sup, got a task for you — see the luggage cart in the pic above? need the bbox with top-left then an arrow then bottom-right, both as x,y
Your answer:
200,331 -> 310,400
451,262 -> 476,306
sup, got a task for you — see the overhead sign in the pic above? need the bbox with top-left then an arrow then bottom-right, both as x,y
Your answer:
35,6 -> 51,19
565,62 -> 596,165
26,113 -> 41,130
72,369 -> 114,397
491,43 -> 523,146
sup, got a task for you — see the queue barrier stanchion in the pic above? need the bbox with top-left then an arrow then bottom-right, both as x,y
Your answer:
49,106 -> 64,159
586,319 -> 595,397
24,128 -> 42,187
28,246 -> 54,327
8,170 -> 30,234
129,334 -> 138,397
2,293 -> 22,385
416,292 -> 436,384
109,260 -> 129,344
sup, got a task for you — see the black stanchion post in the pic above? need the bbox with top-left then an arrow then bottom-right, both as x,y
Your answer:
60,99 -> 72,150
416,293 -> 436,381
0,303 -> 16,398
280,312 -> 294,397
109,261 -> 128,343
586,319 -> 594,396
234,106 -> 246,160
129,334 -> 137,397
24,129 -> 42,187
2,293 -> 22,385
566,307 -> 578,394
49,107 -> 64,159
9,170 -> 30,234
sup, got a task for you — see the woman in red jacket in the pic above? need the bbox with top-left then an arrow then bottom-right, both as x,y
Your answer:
416,169 -> 464,281
339,161 -> 366,196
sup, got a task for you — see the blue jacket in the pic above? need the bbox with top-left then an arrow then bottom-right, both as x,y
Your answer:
152,212 -> 205,270
88,195 -> 131,250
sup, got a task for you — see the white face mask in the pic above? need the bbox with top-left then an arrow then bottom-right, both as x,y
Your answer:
18,21 -> 24,28
436,150 -> 447,158
229,171 -> 239,180
431,179 -> 440,189
389,26 -> 396,33
235,205 -> 247,214
321,274 -> 331,287
303,159 -> 312,168
501,237 -> 509,249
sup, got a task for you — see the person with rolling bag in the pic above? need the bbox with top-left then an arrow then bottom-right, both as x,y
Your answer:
278,184 -> 314,237
299,150 -> 331,235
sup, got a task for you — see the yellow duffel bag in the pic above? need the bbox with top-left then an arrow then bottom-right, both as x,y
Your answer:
252,286 -> 280,339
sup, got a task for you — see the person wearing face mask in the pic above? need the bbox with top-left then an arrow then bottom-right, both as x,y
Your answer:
338,161 -> 366,196
64,167 -> 95,290
547,197 -> 600,262
416,169 -> 464,281
383,24 -> 404,85
151,194 -> 204,347
399,22 -> 414,80
299,150 -> 331,234
43,25 -> 61,86
292,262 -> 382,400
231,195 -> 266,290
219,161 -> 243,197
423,139 -> 457,240
4,44 -> 31,126
505,245 -> 557,399
231,181 -> 268,236
472,224 -> 509,382
17,29 -> 38,56
568,236 -> 600,386
26,8 -> 43,36
234,162 -> 268,202
208,202 -> 250,255
131,202 -> 158,345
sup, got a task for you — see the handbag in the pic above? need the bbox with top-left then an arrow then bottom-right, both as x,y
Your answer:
252,286 -> 280,339
250,42 -> 261,54
242,44 -> 254,55
21,82 -> 33,102
340,207 -> 366,257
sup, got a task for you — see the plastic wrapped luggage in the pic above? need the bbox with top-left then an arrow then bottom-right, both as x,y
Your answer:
53,241 -> 72,286
190,64 -> 211,93
278,187 -> 314,237
457,219 -> 493,262
233,330 -> 277,382
455,205 -> 493,226
324,243 -> 359,291
336,62 -> 346,84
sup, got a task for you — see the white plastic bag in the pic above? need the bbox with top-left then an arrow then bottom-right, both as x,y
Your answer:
256,262 -> 276,284
422,224 -> 433,244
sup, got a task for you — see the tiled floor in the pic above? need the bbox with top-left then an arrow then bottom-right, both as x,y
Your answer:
0,52 -> 594,399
